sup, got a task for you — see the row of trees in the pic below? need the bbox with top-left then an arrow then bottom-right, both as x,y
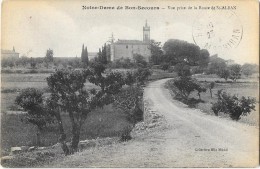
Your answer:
207,55 -> 258,80
2,45 -> 90,69
95,43 -> 109,64
15,62 -> 152,155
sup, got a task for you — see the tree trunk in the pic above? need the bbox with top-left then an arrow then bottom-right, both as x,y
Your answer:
36,128 -> 41,146
71,123 -> 80,153
210,89 -> 212,98
55,113 -> 70,155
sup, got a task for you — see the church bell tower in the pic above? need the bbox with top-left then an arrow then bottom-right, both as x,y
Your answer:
143,20 -> 150,43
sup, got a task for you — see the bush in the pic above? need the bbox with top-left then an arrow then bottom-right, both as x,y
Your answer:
211,90 -> 256,120
134,68 -> 152,85
173,76 -> 206,100
217,69 -> 230,81
229,64 -> 241,82
174,62 -> 191,77
113,86 -> 144,124
160,62 -> 170,71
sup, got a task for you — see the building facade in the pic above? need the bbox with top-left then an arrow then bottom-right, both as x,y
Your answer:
110,21 -> 151,61
1,47 -> 19,59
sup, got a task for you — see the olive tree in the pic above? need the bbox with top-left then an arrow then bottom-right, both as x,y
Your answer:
46,64 -> 125,154
211,90 -> 256,120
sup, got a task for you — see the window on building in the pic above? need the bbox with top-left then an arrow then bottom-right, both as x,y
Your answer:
126,45 -> 128,49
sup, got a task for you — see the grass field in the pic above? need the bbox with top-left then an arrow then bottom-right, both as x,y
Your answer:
1,105 -> 130,156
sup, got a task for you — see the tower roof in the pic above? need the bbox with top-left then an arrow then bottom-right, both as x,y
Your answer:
143,20 -> 150,30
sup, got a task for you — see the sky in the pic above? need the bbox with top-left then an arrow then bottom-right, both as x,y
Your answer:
2,0 -> 259,64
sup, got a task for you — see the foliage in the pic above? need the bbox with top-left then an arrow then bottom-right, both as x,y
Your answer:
218,69 -> 230,81
107,58 -> 134,69
229,64 -> 241,81
15,88 -> 53,131
207,56 -> 227,75
81,44 -> 89,67
174,62 -> 191,77
173,76 -> 206,100
133,54 -> 148,68
45,49 -> 54,62
209,82 -> 215,98
134,67 -> 152,85
199,49 -> 210,69
162,39 -> 209,67
113,86 -> 144,124
160,62 -> 170,71
96,43 -> 109,64
15,88 -> 54,146
149,40 -> 163,65
1,57 -> 17,68
46,65 -> 125,153
211,90 -> 256,120
241,63 -> 258,77
125,71 -> 136,86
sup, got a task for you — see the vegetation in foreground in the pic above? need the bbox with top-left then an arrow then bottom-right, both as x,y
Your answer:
166,76 -> 258,125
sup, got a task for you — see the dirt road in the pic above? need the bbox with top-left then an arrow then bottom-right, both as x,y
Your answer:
47,78 -> 259,167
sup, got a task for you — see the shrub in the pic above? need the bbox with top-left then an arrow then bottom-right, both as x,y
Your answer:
209,82 -> 215,98
113,86 -> 144,124
133,54 -> 148,68
229,64 -> 241,82
160,62 -> 170,71
217,69 -> 230,81
211,90 -> 256,120
174,62 -> 191,77
173,77 -> 206,100
134,68 -> 152,85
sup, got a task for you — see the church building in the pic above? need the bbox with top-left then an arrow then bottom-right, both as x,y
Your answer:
110,21 -> 151,61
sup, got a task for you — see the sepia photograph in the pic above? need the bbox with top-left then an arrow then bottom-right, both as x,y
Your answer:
1,0 -> 259,167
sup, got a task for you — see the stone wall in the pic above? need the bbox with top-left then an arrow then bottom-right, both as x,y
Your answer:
113,43 -> 150,61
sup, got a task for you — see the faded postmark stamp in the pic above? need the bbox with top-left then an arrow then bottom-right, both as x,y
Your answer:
192,11 -> 243,51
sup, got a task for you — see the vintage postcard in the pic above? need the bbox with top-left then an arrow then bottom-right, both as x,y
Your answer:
1,0 -> 259,168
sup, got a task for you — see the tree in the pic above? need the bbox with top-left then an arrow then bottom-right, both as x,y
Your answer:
15,88 -> 54,146
30,57 -> 36,69
149,40 -> 163,65
163,39 -> 201,66
218,69 -> 230,81
211,90 -> 256,120
229,64 -> 241,82
134,68 -> 152,85
46,66 -> 125,153
209,82 -> 215,98
97,48 -> 102,62
45,49 -> 54,68
81,44 -> 89,67
172,77 -> 206,101
45,49 -> 54,62
241,63 -> 258,77
113,86 -> 144,141
207,56 -> 227,75
160,62 -> 170,71
1,57 -> 16,68
133,54 -> 148,68
198,49 -> 210,69
174,62 -> 191,77
81,44 -> 84,62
